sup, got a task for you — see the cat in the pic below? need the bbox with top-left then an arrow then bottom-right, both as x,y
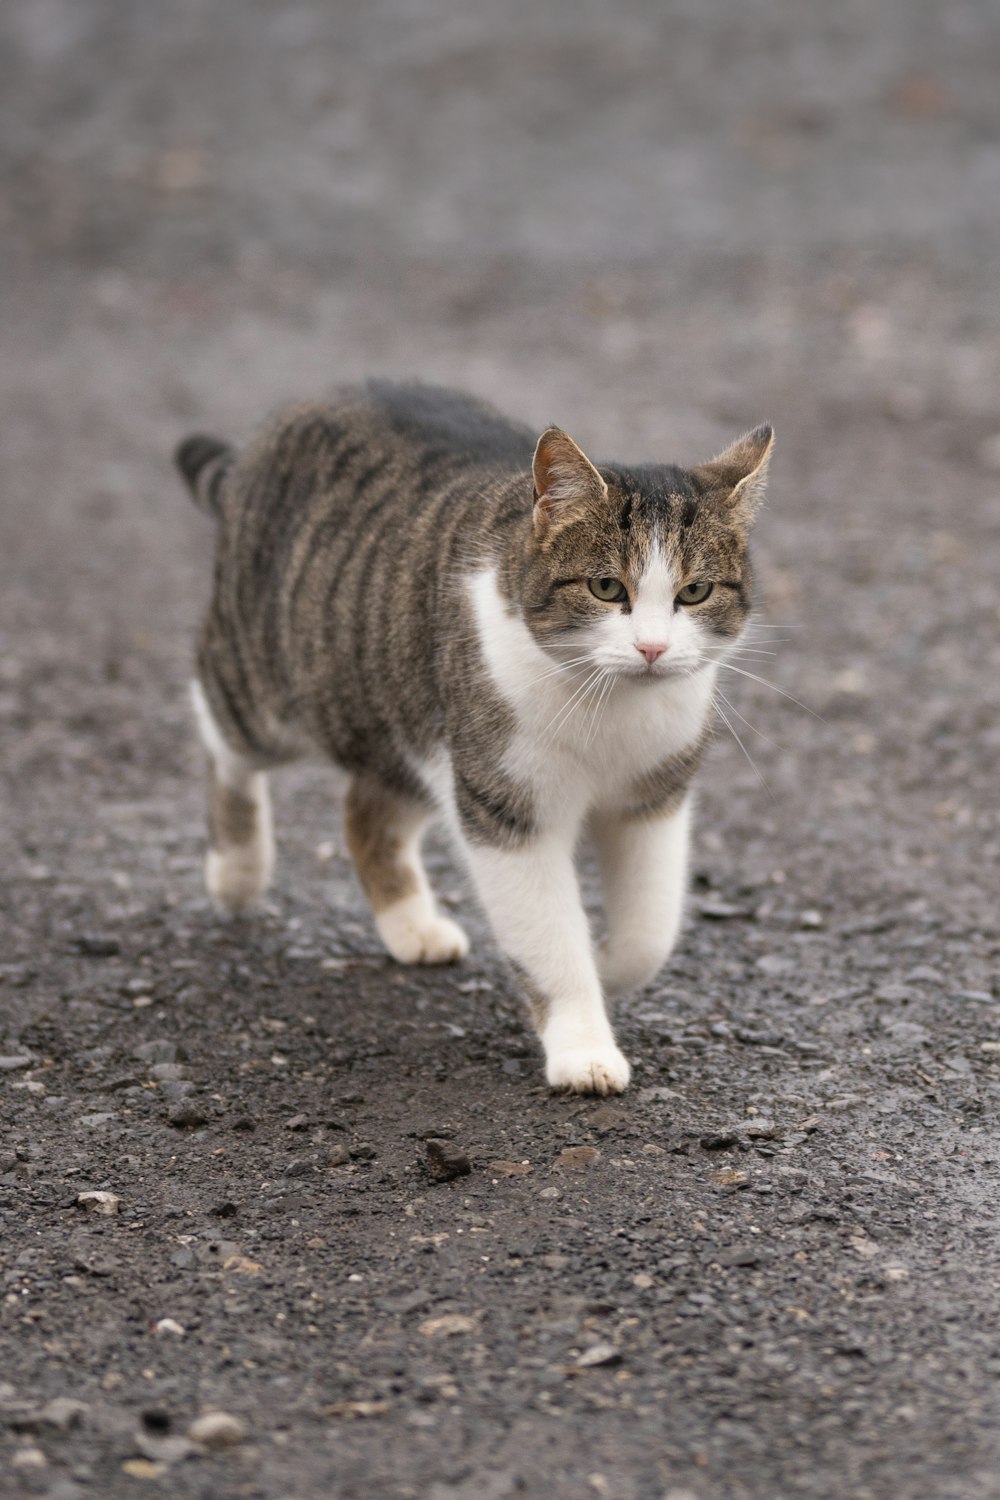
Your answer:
175,381 -> 773,1095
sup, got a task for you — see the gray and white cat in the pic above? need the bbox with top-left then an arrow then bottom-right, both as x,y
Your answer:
176,382 -> 773,1095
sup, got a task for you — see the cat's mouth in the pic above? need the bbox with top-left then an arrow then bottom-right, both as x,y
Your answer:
617,660 -> 700,684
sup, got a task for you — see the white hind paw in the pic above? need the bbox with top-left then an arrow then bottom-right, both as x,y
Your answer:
376,898 -> 470,966
206,849 -> 270,915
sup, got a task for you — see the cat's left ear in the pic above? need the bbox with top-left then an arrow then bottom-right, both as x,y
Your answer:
694,424 -> 774,524
532,427 -> 608,542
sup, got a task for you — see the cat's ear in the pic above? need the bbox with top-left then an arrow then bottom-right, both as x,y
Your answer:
532,427 -> 608,541
694,424 -> 774,523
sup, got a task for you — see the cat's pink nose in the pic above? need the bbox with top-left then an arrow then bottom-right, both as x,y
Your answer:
635,641 -> 667,664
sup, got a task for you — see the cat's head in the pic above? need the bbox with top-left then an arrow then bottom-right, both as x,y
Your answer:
517,423 -> 773,682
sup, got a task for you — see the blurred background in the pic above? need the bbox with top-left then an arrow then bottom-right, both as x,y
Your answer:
2,0 -> 999,938
1,0 -> 1000,924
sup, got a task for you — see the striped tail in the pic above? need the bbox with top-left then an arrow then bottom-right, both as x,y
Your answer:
174,434 -> 235,518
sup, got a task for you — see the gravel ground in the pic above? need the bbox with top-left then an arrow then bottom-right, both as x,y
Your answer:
2,2 -> 999,1497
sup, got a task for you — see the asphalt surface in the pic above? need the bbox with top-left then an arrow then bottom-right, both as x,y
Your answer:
2,2 -> 999,1497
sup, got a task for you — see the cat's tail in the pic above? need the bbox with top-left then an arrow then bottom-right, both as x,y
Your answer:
174,434 -> 235,518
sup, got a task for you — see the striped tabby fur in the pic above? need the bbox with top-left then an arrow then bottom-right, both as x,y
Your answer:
177,381 -> 773,1094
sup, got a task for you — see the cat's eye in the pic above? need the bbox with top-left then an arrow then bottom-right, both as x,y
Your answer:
676,581 -> 714,606
588,577 -> 627,604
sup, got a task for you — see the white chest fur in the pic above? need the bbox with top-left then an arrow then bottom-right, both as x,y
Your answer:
465,568 -> 716,830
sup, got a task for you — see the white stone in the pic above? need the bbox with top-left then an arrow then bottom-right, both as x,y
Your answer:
77,1191 -> 120,1215
187,1411 -> 247,1449
152,1318 -> 186,1338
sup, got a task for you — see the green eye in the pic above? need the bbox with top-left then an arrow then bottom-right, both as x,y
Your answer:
588,577 -> 627,603
676,581 -> 713,606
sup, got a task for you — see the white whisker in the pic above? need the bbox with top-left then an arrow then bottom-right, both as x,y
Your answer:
714,697 -> 774,799
540,667 -> 605,746
583,669 -> 616,750
716,662 -> 824,720
715,687 -> 787,751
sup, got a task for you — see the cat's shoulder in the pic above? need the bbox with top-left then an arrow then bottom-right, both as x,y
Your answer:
362,381 -> 535,466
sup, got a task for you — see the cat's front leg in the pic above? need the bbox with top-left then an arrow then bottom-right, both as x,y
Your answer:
465,838 -> 630,1095
592,795 -> 692,998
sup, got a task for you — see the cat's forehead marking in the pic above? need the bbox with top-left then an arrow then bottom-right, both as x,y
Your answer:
608,470 -> 701,568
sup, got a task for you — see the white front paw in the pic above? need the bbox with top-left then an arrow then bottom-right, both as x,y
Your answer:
545,1043 -> 631,1096
376,900 -> 470,966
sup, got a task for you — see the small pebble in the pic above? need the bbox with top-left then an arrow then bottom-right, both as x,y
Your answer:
556,1146 -> 600,1169
711,1167 -> 749,1188
152,1318 -> 185,1337
717,1245 -> 762,1267
187,1411 -> 247,1449
424,1140 -> 471,1182
0,1054 -> 35,1071
167,1100 -> 207,1128
38,1397 -> 88,1431
573,1343 -> 622,1369
418,1313 -> 476,1338
284,1113 -> 309,1131
73,935 -> 120,957
699,1132 -> 740,1151
121,1459 -> 164,1479
77,1190 -> 120,1216
699,899 -> 748,920
12,1446 -> 48,1469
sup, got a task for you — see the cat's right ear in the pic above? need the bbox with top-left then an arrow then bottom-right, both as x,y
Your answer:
532,428 -> 608,542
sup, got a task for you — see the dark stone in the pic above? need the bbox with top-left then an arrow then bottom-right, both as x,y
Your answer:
167,1100 -> 208,1128
700,1132 -> 741,1151
73,935 -> 121,957
424,1139 -> 472,1182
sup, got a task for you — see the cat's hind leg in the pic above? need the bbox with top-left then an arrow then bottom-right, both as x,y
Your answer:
345,775 -> 469,965
191,678 -> 276,914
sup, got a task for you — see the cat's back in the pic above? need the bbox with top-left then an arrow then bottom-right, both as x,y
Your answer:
236,381 -> 534,490
361,381 -> 535,470
224,382 -> 533,552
